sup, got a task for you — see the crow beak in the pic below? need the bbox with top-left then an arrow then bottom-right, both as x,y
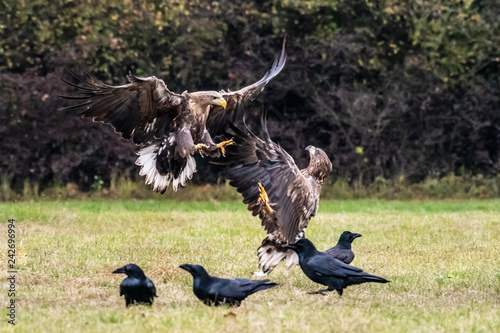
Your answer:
179,264 -> 192,273
353,233 -> 362,239
283,244 -> 298,252
305,145 -> 316,154
112,267 -> 126,274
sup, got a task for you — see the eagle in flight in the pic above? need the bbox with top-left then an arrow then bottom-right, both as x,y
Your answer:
218,117 -> 333,273
60,38 -> 287,192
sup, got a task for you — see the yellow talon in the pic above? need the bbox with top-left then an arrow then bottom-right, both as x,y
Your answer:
216,139 -> 234,156
194,143 -> 208,156
257,182 -> 274,215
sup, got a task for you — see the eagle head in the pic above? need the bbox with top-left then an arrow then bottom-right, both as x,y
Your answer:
305,145 -> 332,183
190,91 -> 227,109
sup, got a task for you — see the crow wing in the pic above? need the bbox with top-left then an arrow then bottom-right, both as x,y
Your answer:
212,278 -> 272,301
334,252 -> 352,264
210,278 -> 254,301
206,37 -> 287,136
220,118 -> 320,243
146,278 -> 157,297
324,247 -> 354,264
60,71 -> 185,145
308,254 -> 363,278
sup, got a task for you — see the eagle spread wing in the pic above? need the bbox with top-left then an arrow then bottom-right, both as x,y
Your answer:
60,38 -> 287,193
206,37 -> 287,136
219,117 -> 326,273
60,72 -> 185,145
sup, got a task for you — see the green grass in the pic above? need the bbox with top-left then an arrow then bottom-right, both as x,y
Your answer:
1,199 -> 499,332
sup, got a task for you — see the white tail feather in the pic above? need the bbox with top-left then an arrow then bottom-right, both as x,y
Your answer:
135,143 -> 197,192
258,245 -> 298,273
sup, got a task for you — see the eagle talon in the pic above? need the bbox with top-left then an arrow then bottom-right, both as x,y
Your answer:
216,139 -> 234,156
194,143 -> 208,156
257,182 -> 274,215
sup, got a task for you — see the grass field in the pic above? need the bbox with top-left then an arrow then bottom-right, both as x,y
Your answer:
1,199 -> 500,332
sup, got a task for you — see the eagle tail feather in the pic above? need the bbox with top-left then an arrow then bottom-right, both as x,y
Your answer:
257,235 -> 298,274
136,137 -> 197,192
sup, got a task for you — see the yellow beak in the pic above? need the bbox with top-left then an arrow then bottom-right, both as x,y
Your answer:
218,98 -> 227,109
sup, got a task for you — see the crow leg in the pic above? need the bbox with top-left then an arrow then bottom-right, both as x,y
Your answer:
308,289 -> 331,296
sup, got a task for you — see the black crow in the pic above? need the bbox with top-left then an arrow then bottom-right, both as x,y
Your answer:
112,264 -> 157,307
323,231 -> 362,264
179,264 -> 278,306
284,239 -> 388,296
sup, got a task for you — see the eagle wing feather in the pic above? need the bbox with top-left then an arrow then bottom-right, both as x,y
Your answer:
219,117 -> 320,243
60,71 -> 184,145
206,37 -> 287,136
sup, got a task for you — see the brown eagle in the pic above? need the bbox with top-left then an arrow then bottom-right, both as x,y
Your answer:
60,38 -> 286,192
217,117 -> 332,273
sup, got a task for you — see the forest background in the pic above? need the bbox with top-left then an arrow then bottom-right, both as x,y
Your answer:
1,0 -> 499,200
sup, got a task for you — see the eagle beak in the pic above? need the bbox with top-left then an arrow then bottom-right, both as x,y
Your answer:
305,145 -> 316,154
218,98 -> 227,109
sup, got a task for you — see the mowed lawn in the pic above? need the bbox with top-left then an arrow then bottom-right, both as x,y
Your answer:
1,199 -> 500,332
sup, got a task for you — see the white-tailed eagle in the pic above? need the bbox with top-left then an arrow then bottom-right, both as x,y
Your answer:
60,38 -> 286,192
217,117 -> 332,273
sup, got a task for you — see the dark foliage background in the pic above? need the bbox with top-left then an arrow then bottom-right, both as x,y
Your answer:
1,0 -> 499,192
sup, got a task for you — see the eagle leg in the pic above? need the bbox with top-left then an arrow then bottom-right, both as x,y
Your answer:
257,182 -> 275,215
215,138 -> 234,156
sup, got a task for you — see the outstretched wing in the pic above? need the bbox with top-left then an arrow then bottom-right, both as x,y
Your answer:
206,37 -> 287,136
60,71 -> 186,145
218,117 -> 320,243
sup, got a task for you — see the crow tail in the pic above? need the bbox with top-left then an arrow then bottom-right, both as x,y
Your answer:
346,273 -> 389,286
250,281 -> 279,294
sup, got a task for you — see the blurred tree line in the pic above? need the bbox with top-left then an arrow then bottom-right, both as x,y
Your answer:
1,0 -> 499,193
